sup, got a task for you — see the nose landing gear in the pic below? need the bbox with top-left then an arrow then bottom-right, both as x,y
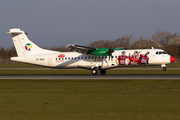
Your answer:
163,67 -> 166,71
161,64 -> 166,71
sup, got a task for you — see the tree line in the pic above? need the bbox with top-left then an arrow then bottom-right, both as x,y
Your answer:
1,30 -> 180,63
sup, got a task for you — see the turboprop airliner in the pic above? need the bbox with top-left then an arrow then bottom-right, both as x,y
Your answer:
7,28 -> 175,75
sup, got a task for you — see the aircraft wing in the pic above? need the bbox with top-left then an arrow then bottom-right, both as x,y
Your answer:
67,44 -> 96,54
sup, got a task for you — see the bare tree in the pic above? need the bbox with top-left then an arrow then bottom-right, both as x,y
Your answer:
166,37 -> 180,59
152,30 -> 177,46
168,37 -> 180,45
114,34 -> 134,48
50,45 -> 71,52
88,39 -> 114,48
0,47 -> 5,58
131,39 -> 161,49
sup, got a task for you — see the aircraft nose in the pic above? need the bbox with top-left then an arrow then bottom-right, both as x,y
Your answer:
170,56 -> 175,63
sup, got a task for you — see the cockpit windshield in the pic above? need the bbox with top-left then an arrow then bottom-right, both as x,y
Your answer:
162,51 -> 166,54
156,51 -> 167,55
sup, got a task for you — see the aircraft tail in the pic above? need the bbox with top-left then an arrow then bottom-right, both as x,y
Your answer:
7,28 -> 53,57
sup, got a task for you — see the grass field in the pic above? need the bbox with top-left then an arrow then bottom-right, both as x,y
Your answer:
0,80 -> 180,120
0,69 -> 180,75
0,63 -> 179,119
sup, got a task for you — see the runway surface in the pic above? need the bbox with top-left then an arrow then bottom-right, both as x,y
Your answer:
0,68 -> 180,70
0,74 -> 180,80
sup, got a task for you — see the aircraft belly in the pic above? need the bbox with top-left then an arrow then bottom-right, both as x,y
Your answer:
55,62 -> 78,68
11,56 -> 45,66
78,61 -> 94,69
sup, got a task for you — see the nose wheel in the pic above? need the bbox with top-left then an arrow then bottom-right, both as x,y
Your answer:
163,67 -> 166,71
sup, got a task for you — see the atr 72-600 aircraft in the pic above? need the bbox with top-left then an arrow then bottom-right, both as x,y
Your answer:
7,28 -> 175,75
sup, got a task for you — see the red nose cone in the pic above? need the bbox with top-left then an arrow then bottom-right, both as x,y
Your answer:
170,56 -> 175,63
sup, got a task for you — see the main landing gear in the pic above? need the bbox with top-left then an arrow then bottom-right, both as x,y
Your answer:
91,68 -> 98,75
91,68 -> 106,75
100,69 -> 106,75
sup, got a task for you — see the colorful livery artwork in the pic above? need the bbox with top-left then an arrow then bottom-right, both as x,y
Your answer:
116,51 -> 149,66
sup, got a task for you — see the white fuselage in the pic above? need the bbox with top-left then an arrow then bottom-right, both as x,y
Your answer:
11,49 -> 172,70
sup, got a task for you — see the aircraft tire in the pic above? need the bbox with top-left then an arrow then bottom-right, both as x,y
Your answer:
163,68 -> 166,71
91,68 -> 98,75
100,69 -> 106,75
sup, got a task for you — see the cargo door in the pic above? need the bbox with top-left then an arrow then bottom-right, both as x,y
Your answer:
48,57 -> 53,67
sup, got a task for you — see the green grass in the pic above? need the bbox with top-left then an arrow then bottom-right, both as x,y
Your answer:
0,69 -> 180,75
0,80 -> 180,120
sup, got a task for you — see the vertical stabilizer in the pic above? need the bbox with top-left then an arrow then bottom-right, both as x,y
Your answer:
7,28 -> 52,57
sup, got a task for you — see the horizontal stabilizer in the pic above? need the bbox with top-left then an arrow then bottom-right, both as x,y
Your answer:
6,28 -> 24,34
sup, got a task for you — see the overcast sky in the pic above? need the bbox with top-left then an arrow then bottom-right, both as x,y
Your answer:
0,0 -> 180,48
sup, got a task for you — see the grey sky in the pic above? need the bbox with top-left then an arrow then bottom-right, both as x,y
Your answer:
1,0 -> 180,48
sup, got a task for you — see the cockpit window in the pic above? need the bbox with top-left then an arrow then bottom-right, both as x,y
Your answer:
156,51 -> 167,55
162,51 -> 167,54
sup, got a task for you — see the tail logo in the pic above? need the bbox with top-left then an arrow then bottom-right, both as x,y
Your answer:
25,43 -> 32,51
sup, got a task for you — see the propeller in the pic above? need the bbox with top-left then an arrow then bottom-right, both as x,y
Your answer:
108,45 -> 114,61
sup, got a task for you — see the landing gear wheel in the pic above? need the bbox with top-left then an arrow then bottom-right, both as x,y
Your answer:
163,68 -> 166,71
91,68 -> 98,75
100,69 -> 106,75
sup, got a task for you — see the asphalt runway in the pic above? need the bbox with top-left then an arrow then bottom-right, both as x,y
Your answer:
0,68 -> 180,70
0,74 -> 180,80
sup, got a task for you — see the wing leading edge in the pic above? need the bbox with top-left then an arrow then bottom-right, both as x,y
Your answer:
67,44 -> 96,54
67,44 -> 125,56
